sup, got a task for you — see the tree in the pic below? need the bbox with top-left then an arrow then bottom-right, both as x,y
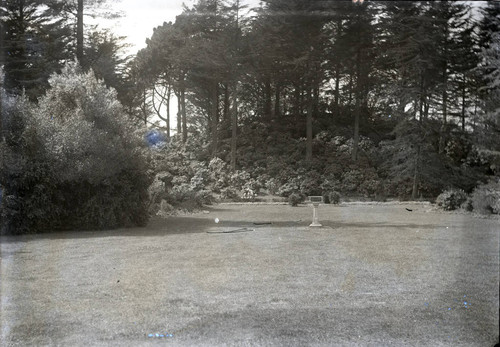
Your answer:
46,0 -> 121,68
476,30 -> 500,150
0,0 -> 72,99
84,28 -> 132,105
336,0 -> 378,161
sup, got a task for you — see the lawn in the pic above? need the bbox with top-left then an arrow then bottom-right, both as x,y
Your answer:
1,203 -> 498,346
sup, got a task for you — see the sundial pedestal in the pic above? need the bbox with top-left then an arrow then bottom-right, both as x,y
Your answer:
308,196 -> 323,228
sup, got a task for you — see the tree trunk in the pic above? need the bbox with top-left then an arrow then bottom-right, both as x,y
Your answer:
77,0 -> 84,67
352,46 -> 362,162
177,91 -> 182,135
264,79 -> 272,122
306,87 -> 313,163
419,75 -> 425,122
181,86 -> 187,143
352,95 -> 360,161
211,81 -> 219,157
294,83 -> 301,136
230,82 -> 238,171
223,83 -> 230,127
348,74 -> 353,106
142,88 -> 148,125
439,60 -> 448,154
335,65 -> 340,117
412,146 -> 420,199
461,82 -> 466,132
166,84 -> 171,138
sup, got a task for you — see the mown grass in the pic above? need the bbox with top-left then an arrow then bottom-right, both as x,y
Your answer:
1,203 -> 498,346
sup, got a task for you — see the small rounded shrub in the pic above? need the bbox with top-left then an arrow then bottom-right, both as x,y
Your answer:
265,177 -> 280,195
242,187 -> 257,201
195,190 -> 214,205
471,181 -> 500,215
277,179 -> 301,197
436,188 -> 468,211
328,191 -> 341,204
288,193 -> 304,206
220,187 -> 238,200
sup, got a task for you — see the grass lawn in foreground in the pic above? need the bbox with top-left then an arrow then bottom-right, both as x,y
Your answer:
1,203 -> 498,346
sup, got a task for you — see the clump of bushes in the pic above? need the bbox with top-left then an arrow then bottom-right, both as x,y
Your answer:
435,188 -> 468,211
288,193 -> 304,206
0,63 -> 152,234
327,191 -> 341,204
471,181 -> 500,215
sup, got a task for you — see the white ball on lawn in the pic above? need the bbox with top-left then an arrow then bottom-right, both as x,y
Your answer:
215,218 -> 220,223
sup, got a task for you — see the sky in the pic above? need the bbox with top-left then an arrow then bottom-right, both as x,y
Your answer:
102,0 -> 486,56
93,0 -> 261,130
99,0 -> 261,55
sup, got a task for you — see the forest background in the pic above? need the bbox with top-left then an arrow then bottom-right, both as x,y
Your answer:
0,0 -> 499,234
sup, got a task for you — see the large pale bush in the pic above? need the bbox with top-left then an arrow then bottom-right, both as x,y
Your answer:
0,63 -> 152,233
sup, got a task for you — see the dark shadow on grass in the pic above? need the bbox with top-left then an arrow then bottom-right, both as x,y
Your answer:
322,221 -> 442,230
0,217 -> 444,243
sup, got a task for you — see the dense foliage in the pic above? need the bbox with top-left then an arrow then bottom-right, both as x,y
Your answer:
1,1 -> 499,232
0,64 -> 152,234
129,0 -> 499,205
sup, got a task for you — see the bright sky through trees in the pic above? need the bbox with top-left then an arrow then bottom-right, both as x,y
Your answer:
101,0 -> 261,54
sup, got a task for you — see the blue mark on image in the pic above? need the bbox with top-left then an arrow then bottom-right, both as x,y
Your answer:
145,129 -> 168,148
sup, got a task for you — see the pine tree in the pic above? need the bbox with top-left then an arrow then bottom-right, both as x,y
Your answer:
0,0 -> 71,99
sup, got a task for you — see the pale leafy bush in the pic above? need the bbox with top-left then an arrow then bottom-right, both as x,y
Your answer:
277,178 -> 302,197
327,191 -> 341,204
288,193 -> 304,206
265,177 -> 280,195
1,63 -> 151,233
190,166 -> 210,191
243,178 -> 261,194
341,170 -> 363,192
242,187 -> 257,201
230,170 -> 251,190
436,188 -> 468,211
220,187 -> 238,200
299,172 -> 322,196
471,181 -> 500,215
209,157 -> 231,192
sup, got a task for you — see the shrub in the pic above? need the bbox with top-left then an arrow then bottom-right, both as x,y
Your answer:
436,188 -> 468,211
264,177 -> 280,195
277,177 -> 302,197
190,166 -> 210,191
471,181 -> 500,215
220,187 -> 238,200
0,63 -> 152,234
328,191 -> 341,204
288,193 -> 304,206
230,170 -> 251,190
209,157 -> 231,192
299,172 -> 322,196
195,190 -> 214,205
461,198 -> 474,212
242,187 -> 257,201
